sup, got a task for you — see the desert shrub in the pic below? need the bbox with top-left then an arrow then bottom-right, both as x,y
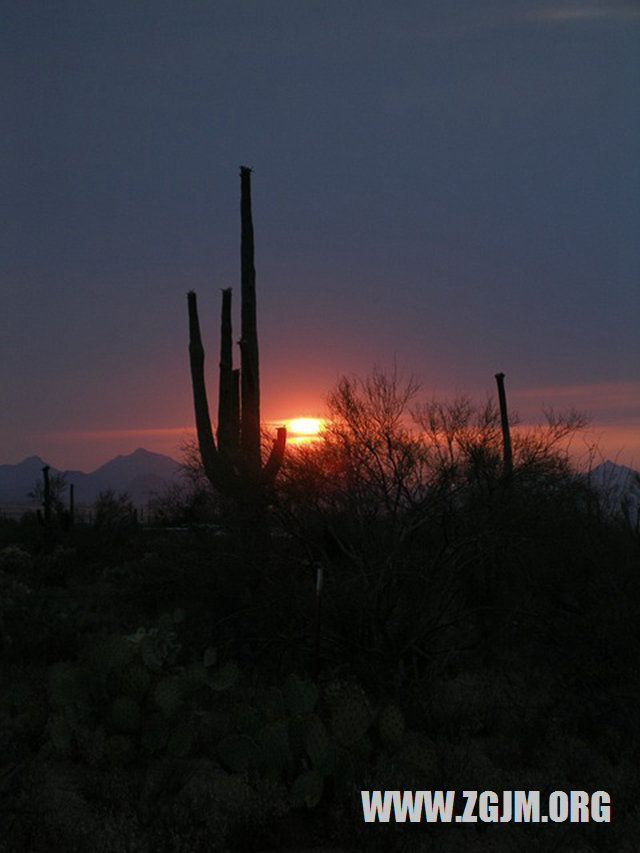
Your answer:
273,370 -> 604,686
276,369 -> 434,566
92,490 -> 137,530
0,544 -> 34,576
147,481 -> 216,526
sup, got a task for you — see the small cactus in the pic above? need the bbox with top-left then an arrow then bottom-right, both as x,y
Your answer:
118,660 -> 152,701
104,734 -> 135,766
48,662 -> 83,709
83,635 -> 134,672
234,702 -> 262,735
217,733 -> 261,773
167,721 -> 194,757
186,661 -> 209,684
302,713 -> 332,772
49,714 -> 73,755
76,724 -> 106,766
283,674 -> 318,717
140,712 -> 170,754
153,675 -> 184,718
0,545 -> 33,574
325,682 -> 371,746
110,696 -> 142,734
263,686 -> 286,721
399,732 -> 438,776
43,613 -> 237,766
377,702 -> 405,748
210,660 -> 240,691
290,769 -> 324,808
257,719 -> 291,779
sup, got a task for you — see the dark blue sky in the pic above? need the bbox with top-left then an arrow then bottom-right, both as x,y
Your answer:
2,0 -> 639,469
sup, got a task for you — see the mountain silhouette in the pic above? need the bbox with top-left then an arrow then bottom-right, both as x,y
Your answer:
0,456 -> 50,501
0,448 -> 182,506
588,460 -> 640,524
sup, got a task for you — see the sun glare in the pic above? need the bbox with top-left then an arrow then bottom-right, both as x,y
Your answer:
288,417 -> 324,435
284,417 -> 326,446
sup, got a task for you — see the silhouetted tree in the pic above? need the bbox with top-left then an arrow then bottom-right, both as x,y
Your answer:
29,468 -> 67,522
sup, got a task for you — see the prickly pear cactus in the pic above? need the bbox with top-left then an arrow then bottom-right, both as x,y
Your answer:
48,661 -> 87,710
82,635 -> 134,672
118,660 -> 152,701
1,680 -> 48,741
140,712 -> 170,754
41,626 -> 423,828
302,713 -> 332,772
104,734 -> 135,766
49,714 -> 74,756
110,696 -> 142,734
324,681 -> 372,746
210,660 -> 240,691
290,769 -> 324,808
75,724 -> 106,766
263,686 -> 286,721
234,702 -> 262,735
399,731 -> 438,776
257,718 -> 291,779
167,721 -> 194,757
283,674 -> 318,717
377,702 -> 405,748
44,613 -> 240,766
217,733 -> 261,773
152,675 -> 184,718
0,545 -> 33,574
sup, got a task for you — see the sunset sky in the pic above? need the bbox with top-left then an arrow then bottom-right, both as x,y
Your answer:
3,1 -> 639,471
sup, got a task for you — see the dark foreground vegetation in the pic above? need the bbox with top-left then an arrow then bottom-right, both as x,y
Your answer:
1,375 -> 638,852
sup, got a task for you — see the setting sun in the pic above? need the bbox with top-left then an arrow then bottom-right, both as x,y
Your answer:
283,417 -> 326,445
288,417 -> 324,435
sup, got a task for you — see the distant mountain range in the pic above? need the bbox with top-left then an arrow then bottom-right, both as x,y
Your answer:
1,451 -> 638,523
0,448 -> 183,506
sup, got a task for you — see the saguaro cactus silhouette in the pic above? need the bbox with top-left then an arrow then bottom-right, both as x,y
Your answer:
187,168 -> 286,505
494,372 -> 513,481
42,465 -> 52,525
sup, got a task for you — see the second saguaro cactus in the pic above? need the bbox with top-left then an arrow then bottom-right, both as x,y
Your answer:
494,372 -> 513,481
187,168 -> 286,502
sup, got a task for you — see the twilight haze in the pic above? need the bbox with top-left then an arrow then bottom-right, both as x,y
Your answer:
2,1 -> 639,472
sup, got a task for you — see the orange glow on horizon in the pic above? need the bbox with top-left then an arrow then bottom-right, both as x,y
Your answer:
287,417 -> 325,435
278,416 -> 327,446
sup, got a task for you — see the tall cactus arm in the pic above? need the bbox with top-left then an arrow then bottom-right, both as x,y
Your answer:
187,170 -> 287,507
188,290 -> 221,486
217,288 -> 239,455
494,372 -> 513,481
262,426 -> 287,484
231,368 -> 240,456
240,166 -> 262,474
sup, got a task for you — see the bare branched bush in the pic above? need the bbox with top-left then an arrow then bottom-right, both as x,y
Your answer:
28,471 -> 69,522
274,368 -> 594,684
275,370 -> 460,685
278,370 -> 589,556
413,396 -> 587,497
325,369 -> 429,517
147,436 -> 220,525
510,408 -> 587,485
412,394 -> 504,497
92,490 -> 136,528
276,368 -> 433,565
